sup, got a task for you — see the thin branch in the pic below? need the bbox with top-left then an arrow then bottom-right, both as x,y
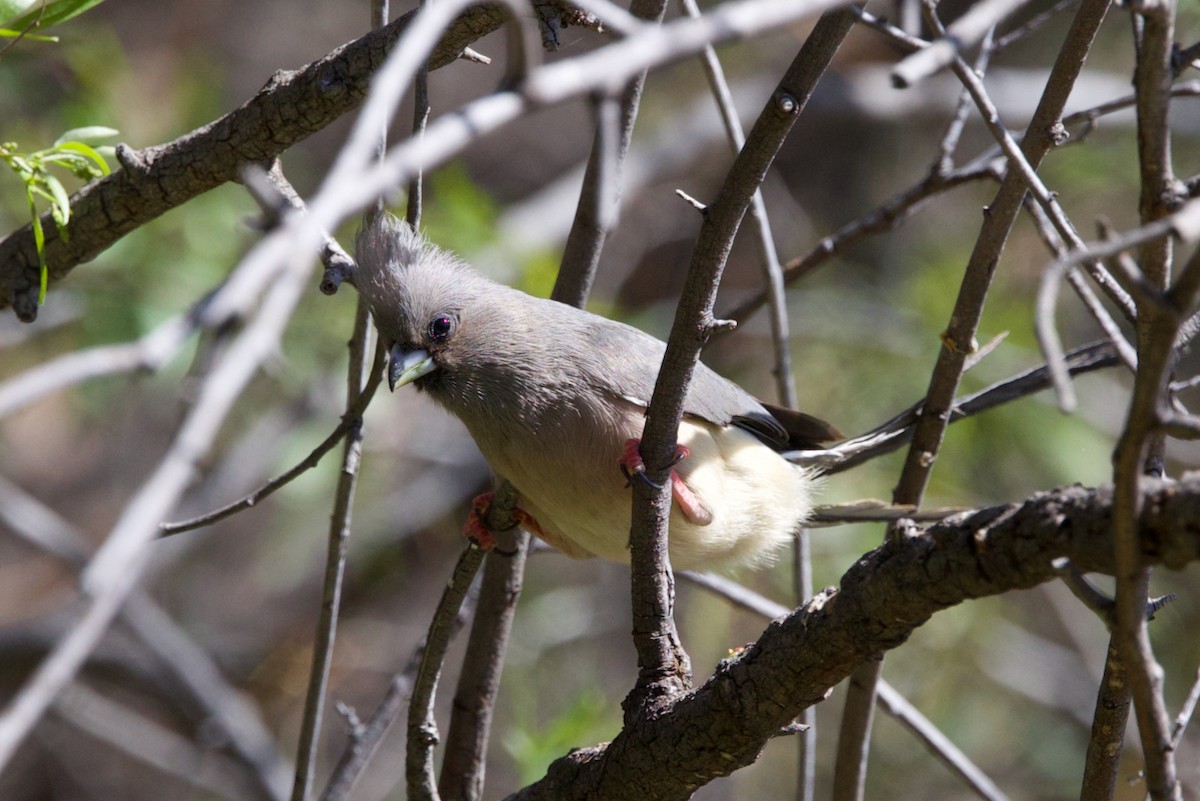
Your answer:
627,8 -> 856,719
1109,1 -> 1187,796
991,0 -> 1080,51
834,0 -> 1114,795
851,6 -> 928,52
406,545 -> 487,801
0,475 -> 292,800
317,585 -> 478,801
1019,199 -> 1139,380
294,5 -> 392,797
724,160 -> 1001,325
680,0 -> 796,408
1033,202 -> 1200,398
0,299 -> 212,420
160,353 -> 383,535
554,0 -> 670,307
1170,665 -> 1200,748
438,525 -> 529,801
793,531 -> 817,801
0,232 -> 313,774
290,297 -> 376,801
1078,588 -> 1140,801
244,162 -> 357,283
891,0 -> 1038,88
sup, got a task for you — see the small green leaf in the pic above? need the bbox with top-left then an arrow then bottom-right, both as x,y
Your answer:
50,141 -> 110,177
7,154 -> 35,180
3,0 -> 109,31
0,26 -> 57,40
44,174 -> 71,227
53,126 -> 118,147
26,195 -> 48,305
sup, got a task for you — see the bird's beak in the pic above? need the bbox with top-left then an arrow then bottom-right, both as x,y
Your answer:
388,345 -> 437,391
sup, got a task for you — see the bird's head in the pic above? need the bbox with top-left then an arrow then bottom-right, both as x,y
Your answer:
353,213 -> 493,395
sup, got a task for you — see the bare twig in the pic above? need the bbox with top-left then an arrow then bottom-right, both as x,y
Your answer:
1108,1 -> 1186,796
406,544 -> 487,801
294,6 -> 392,799
0,475 -> 292,800
680,0 -> 796,408
1079,629 -> 1132,766
1170,665 -> 1200,747
554,0 -> 670,306
0,299 -> 217,420
160,352 -> 384,535
1034,204 -> 1200,415
0,234 -> 313,774
833,0 -> 1114,795
438,526 -> 529,801
992,0 -> 1080,50
851,6 -> 928,52
1019,199 -> 1139,379
246,162 -> 357,284
627,8 -> 856,719
319,585 -> 479,801
724,160 -> 1002,325
892,0 -> 1038,88
793,530 -> 816,801
290,297 -> 376,801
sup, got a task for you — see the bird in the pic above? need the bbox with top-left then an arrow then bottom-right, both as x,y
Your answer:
352,213 -> 839,572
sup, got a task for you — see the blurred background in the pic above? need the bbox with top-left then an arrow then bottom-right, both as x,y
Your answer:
1,0 -> 1199,798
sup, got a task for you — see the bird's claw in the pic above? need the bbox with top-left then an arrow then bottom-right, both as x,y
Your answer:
619,438 -> 690,488
463,492 -> 542,551
463,494 -> 499,550
618,439 -> 712,526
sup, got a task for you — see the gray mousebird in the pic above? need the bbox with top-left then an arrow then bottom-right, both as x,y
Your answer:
354,213 -> 839,572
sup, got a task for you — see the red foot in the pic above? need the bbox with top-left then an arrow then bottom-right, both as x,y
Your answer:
619,439 -> 713,526
463,492 -> 544,549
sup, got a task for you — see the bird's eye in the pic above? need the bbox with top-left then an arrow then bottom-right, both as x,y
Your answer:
428,314 -> 455,343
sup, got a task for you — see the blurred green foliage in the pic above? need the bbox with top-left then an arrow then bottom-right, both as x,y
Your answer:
503,686 -> 618,786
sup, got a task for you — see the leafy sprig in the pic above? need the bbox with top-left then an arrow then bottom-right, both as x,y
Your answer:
1,126 -> 116,304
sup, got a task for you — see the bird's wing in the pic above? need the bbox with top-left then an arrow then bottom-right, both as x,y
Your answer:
580,315 -> 839,450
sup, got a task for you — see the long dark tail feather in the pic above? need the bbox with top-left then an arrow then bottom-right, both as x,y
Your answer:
760,403 -> 843,450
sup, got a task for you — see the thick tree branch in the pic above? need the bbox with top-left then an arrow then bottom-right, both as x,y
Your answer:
0,3 -> 509,321
505,476 -> 1200,801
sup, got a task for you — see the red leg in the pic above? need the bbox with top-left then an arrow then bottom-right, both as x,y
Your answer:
463,492 -> 547,550
463,493 -> 499,550
619,439 -> 713,526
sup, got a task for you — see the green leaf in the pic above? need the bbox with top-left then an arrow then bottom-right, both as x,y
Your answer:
2,0 -> 108,30
26,192 -> 47,305
6,153 -> 35,181
44,174 -> 71,227
0,26 -> 56,40
50,141 -> 110,177
53,126 -> 118,147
